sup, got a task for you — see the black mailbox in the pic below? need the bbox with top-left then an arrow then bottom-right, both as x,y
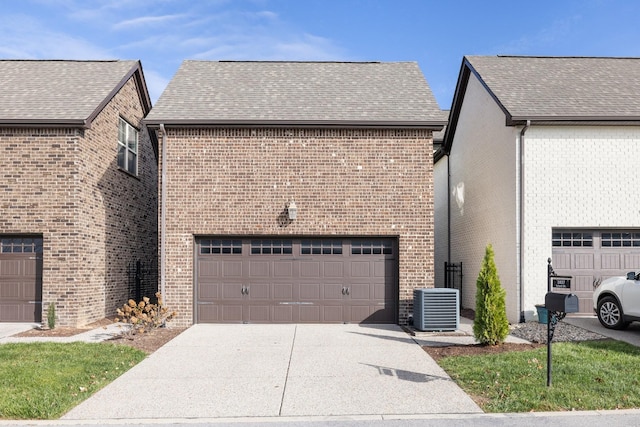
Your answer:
545,292 -> 579,313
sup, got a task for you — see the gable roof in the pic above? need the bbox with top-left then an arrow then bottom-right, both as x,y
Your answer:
145,61 -> 446,128
0,60 -> 151,128
440,55 -> 640,157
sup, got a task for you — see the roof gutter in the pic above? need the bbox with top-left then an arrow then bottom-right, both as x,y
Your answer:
159,124 -> 168,302
518,120 -> 531,323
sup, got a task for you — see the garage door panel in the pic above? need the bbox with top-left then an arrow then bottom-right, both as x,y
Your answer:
248,284 -> 270,299
221,306 -> 244,322
222,284 -> 243,299
198,282 -> 219,300
574,275 -> 594,292
300,284 -> 320,300
198,260 -> 219,278
0,239 -> 43,323
0,282 -> 21,298
350,262 -> 370,277
197,304 -> 219,323
324,262 -> 344,277
600,254 -> 620,269
273,305 -> 295,322
299,262 -> 320,278
195,238 -> 397,324
349,284 -> 371,300
323,284 -> 344,300
624,254 -> 640,269
249,261 -> 269,276
552,253 -> 571,269
299,305 -> 320,322
553,229 -> 640,316
574,253 -> 594,269
273,262 -> 293,277
322,305 -> 344,322
223,261 -> 243,277
247,305 -> 270,322
273,283 -> 294,300
0,259 -> 22,276
0,304 -> 21,322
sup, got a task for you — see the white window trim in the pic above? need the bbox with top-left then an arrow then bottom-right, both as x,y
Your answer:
118,117 -> 138,176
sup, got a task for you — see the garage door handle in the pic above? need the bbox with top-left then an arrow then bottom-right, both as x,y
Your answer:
241,286 -> 249,295
342,287 -> 350,295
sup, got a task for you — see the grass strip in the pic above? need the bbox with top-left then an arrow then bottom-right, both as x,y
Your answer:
439,339 -> 640,412
0,342 -> 145,419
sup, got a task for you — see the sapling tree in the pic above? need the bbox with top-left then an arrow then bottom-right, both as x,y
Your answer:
473,244 -> 509,345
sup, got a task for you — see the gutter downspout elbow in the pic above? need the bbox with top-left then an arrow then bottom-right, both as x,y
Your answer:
159,124 -> 168,301
518,120 -> 531,323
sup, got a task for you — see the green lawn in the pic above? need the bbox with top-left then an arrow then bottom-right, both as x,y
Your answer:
439,339 -> 640,412
0,342 -> 146,419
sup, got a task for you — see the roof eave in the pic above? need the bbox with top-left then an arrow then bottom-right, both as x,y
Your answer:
0,119 -> 88,128
145,119 -> 446,130
508,116 -> 640,126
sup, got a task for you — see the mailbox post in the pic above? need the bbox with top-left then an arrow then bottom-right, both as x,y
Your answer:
545,292 -> 579,386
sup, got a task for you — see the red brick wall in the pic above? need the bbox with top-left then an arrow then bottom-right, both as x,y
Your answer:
0,77 -> 158,326
160,127 -> 434,326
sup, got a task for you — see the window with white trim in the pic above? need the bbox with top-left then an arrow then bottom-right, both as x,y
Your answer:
118,118 -> 138,175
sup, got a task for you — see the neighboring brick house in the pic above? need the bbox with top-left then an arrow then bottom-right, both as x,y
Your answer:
145,61 -> 446,326
0,60 -> 157,327
435,56 -> 640,323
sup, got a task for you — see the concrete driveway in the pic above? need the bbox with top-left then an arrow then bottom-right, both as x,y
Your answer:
63,324 -> 482,420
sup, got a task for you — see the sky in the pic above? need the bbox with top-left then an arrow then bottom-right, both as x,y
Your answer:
2,0 -> 640,109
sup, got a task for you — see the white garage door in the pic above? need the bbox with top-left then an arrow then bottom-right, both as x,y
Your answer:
551,230 -> 640,314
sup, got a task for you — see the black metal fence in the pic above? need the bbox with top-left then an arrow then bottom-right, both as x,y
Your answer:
444,261 -> 463,306
127,260 -> 158,302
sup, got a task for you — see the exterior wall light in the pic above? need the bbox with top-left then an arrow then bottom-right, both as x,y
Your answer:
287,201 -> 298,220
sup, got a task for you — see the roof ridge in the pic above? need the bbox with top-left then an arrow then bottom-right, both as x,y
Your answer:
492,55 -> 640,60
0,59 -> 129,63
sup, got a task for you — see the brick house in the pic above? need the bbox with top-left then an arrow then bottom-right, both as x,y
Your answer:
145,61 -> 446,326
0,60 -> 157,327
435,56 -> 640,323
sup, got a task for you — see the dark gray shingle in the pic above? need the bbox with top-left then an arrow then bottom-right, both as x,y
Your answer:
146,61 -> 445,125
467,56 -> 640,120
0,60 -> 140,123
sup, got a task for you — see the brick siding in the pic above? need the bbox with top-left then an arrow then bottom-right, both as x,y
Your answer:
160,127 -> 434,326
0,77 -> 158,327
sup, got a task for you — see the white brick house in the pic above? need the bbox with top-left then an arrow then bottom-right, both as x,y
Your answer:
435,56 -> 640,323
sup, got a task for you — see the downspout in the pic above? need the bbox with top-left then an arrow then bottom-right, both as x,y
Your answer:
447,153 -> 451,265
518,120 -> 531,323
159,124 -> 167,300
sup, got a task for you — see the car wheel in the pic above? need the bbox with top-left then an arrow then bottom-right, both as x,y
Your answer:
597,296 -> 628,330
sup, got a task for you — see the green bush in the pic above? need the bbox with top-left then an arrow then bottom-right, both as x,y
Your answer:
473,244 -> 509,345
46,302 -> 56,330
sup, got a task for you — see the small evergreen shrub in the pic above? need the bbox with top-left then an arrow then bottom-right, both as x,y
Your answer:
115,292 -> 177,337
473,244 -> 509,345
47,302 -> 56,330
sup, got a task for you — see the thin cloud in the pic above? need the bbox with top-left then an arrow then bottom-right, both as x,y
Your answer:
113,14 -> 187,31
0,14 -> 112,59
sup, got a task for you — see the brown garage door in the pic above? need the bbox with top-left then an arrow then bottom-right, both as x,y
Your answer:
195,238 -> 398,324
552,230 -> 640,314
0,237 -> 43,322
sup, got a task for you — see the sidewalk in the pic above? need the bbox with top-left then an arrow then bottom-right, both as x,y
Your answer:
0,322 -> 125,344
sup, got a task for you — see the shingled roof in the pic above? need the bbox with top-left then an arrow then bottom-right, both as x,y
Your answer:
439,56 -> 640,156
0,60 -> 151,127
465,55 -> 640,122
145,61 -> 446,127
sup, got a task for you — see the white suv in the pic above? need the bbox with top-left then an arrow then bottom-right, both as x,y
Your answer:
593,272 -> 640,329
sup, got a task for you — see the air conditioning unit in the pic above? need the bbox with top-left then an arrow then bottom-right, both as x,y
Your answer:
413,288 -> 459,332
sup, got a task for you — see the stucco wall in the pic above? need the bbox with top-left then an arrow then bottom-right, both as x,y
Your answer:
522,126 -> 640,317
447,74 -> 521,322
0,77 -> 157,326
160,127 -> 434,326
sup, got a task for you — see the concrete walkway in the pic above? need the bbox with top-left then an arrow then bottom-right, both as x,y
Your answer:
62,324 -> 483,420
